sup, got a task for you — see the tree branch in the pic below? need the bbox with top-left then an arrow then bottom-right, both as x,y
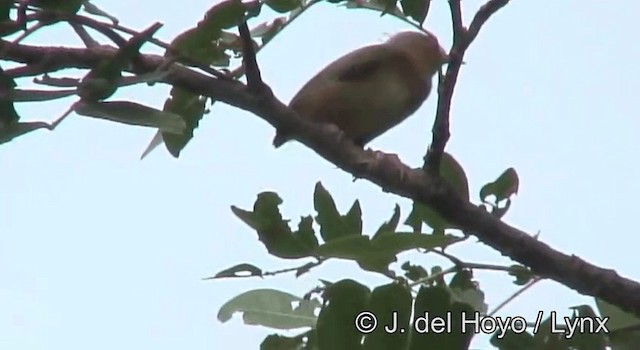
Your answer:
1,39 -> 639,316
423,0 -> 509,173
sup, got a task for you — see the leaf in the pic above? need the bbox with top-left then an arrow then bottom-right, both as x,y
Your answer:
400,262 -> 428,282
265,0 -> 302,13
83,1 -> 119,24
161,88 -> 208,158
206,263 -> 263,279
372,204 -> 400,237
231,192 -> 319,259
480,167 -> 519,203
410,285 -> 474,350
261,334 -> 306,350
317,232 -> 457,273
0,65 -> 20,126
74,100 -> 186,134
78,23 -> 162,101
400,0 -> 430,25
449,270 -> 487,314
595,299 -> 640,332
564,305 -> 607,350
508,265 -> 535,286
345,0 -> 405,18
404,153 -> 468,233
218,289 -> 320,329
31,0 -> 85,14
250,17 -> 286,45
317,280 -> 370,350
0,121 -> 51,145
313,182 -> 362,242
10,88 -> 77,102
362,283 -> 411,350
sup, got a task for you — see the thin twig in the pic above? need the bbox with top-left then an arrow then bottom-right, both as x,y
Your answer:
70,22 -> 100,48
237,21 -> 264,93
423,0 -> 509,173
488,277 -> 542,316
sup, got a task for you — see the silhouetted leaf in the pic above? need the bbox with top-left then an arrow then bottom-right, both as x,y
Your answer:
400,0 -> 430,24
83,1 -> 119,24
314,182 -> 362,242
373,204 -> 400,237
401,262 -> 428,282
232,192 -> 319,259
508,265 -> 535,286
265,0 -> 302,13
362,283 -> 411,350
74,100 -> 186,133
218,289 -> 320,329
207,263 -> 263,279
317,280 -> 370,350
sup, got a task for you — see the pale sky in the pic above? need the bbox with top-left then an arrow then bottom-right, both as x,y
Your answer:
2,1 -> 640,349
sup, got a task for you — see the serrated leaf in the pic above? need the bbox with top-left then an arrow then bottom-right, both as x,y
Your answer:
218,289 -> 320,329
231,192 -> 319,259
401,262 -> 428,282
74,100 -> 186,134
206,263 -> 263,279
373,204 -> 400,237
313,182 -> 362,242
161,88 -> 208,158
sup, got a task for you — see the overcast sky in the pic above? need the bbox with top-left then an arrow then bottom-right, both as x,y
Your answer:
2,0 -> 640,349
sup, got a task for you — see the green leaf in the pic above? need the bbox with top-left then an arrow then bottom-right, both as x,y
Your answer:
490,328 -> 536,350
31,0 -> 85,13
206,263 -> 263,279
400,262 -> 428,282
449,270 -> 487,314
404,152 -> 469,233
313,182 -> 362,242
10,88 -> 77,102
161,88 -> 208,158
218,289 -> 320,329
261,334 -> 306,350
373,204 -> 400,237
82,1 -> 119,24
0,65 -> 20,126
231,192 -> 319,259
317,280 -> 370,350
480,167 -> 519,203
564,305 -> 607,350
0,121 -> 51,145
250,17 -> 286,45
0,0 -> 12,22
362,283 -> 411,350
78,23 -> 161,101
595,299 -> 640,332
400,0 -> 430,25
508,265 -> 535,286
73,100 -> 186,134
265,0 -> 302,13
317,232 -> 457,273
410,285 -> 474,350
345,0 -> 405,17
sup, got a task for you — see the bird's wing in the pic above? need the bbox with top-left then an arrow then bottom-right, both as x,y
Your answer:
332,46 -> 406,83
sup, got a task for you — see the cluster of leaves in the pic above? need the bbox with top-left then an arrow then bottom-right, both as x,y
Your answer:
215,153 -> 640,349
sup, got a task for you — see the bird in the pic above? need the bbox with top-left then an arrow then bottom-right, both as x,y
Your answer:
272,30 -> 449,149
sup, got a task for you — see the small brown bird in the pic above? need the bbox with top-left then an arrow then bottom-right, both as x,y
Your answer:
273,31 -> 449,149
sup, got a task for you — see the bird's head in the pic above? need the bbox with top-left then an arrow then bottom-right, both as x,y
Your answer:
386,31 -> 449,76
